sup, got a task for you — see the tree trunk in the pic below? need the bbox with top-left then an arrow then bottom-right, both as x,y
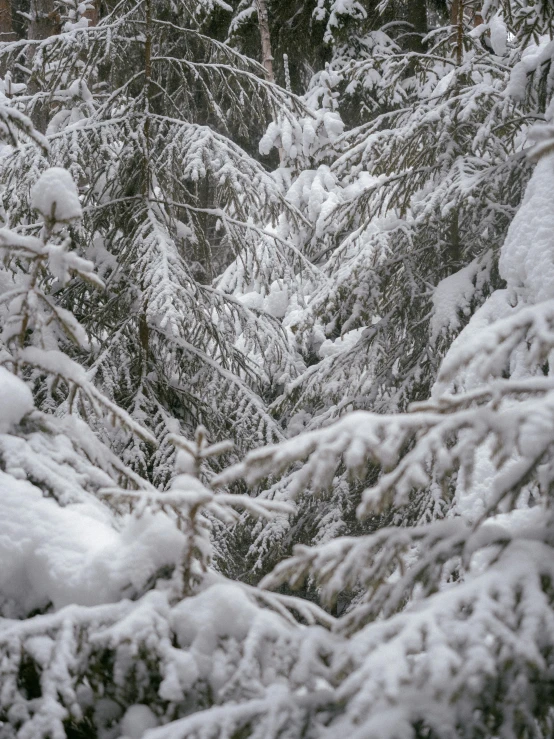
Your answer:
29,0 -> 59,40
255,0 -> 284,164
449,210 -> 462,267
451,0 -> 483,25
450,0 -> 464,65
256,0 -> 274,83
0,0 -> 16,78
84,0 -> 99,27
0,0 -> 16,41
27,0 -> 60,131
406,0 -> 427,54
450,0 -> 459,25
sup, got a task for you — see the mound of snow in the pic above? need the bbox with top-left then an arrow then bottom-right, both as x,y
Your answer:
0,368 -> 33,432
31,167 -> 82,222
0,473 -> 186,614
120,704 -> 159,738
499,153 -> 554,303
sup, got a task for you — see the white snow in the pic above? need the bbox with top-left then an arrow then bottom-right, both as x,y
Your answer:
489,13 -> 508,56
236,291 -> 264,311
264,282 -> 289,318
0,368 -> 33,432
120,704 -> 159,738
31,167 -> 83,223
430,257 -> 490,343
318,328 -> 364,359
433,144 -> 554,525
171,583 -> 260,653
499,153 -> 554,303
0,473 -> 186,613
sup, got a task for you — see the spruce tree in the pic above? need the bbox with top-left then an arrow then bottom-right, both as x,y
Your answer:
220,0 -> 553,577
0,0 -> 306,484
2,1 -> 554,737
0,118 -> 331,739
224,119 -> 554,738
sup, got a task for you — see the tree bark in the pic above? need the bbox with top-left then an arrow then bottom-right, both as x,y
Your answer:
0,0 -> 16,41
27,0 -> 60,131
450,0 -> 459,25
450,0 -> 464,65
142,0 -> 152,194
29,0 -> 59,40
256,0 -> 274,83
449,210 -> 462,266
84,0 -> 99,27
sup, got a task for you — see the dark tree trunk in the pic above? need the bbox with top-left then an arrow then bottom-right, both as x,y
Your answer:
84,0 -> 99,27
27,0 -> 61,130
406,0 -> 427,53
0,0 -> 17,41
450,0 -> 464,65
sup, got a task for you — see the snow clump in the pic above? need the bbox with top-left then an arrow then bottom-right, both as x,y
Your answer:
0,367 -> 33,432
31,167 -> 83,222
120,704 -> 159,738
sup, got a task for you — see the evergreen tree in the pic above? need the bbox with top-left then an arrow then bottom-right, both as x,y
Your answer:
2,1 -> 554,737
222,119 -> 554,737
0,125 -> 331,739
0,0 -> 306,484
220,0 -> 553,577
